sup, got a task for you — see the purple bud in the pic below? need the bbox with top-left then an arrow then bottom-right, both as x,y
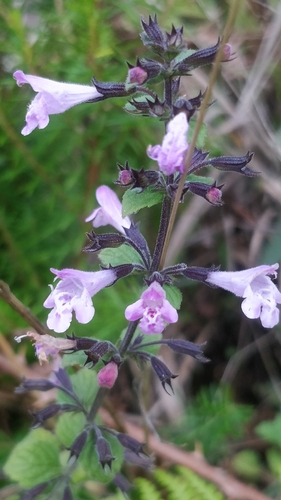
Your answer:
128,66 -> 148,85
113,473 -> 132,493
202,151 -> 257,177
92,77 -> 136,98
150,356 -> 178,394
69,430 -> 88,459
173,39 -> 221,73
118,169 -> 133,186
164,339 -> 209,362
96,436 -> 115,470
54,368 -> 73,392
15,377 -> 56,394
21,482 -> 49,500
124,449 -> 154,470
186,181 -> 224,206
166,25 -> 183,48
84,341 -> 114,367
84,230 -> 126,252
62,485 -> 73,500
140,15 -> 166,53
117,433 -> 146,455
31,403 -> 80,428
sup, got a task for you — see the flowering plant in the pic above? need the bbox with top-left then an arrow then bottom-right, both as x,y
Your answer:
4,12 -> 280,500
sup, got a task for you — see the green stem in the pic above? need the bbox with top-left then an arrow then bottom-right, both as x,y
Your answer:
88,387 -> 108,421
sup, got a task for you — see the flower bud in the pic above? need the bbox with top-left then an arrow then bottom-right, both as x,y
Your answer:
96,435 -> 115,470
150,356 -> 178,394
97,361 -> 118,389
127,66 -> 148,85
69,430 -> 88,459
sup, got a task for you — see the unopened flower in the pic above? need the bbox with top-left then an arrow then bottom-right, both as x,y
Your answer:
43,268 -> 116,333
97,361 -> 119,388
147,112 -> 188,175
125,281 -> 178,334
85,185 -> 131,234
15,331 -> 76,364
206,264 -> 281,328
13,70 -> 103,135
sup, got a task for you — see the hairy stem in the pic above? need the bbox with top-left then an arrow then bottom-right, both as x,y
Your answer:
150,195 -> 173,272
119,320 -> 139,355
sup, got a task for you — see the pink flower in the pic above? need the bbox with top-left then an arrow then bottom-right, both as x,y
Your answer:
85,185 -> 131,234
206,264 -> 281,328
125,281 -> 178,334
43,268 -> 116,333
147,112 -> 188,175
98,362 -> 118,389
13,70 -> 103,135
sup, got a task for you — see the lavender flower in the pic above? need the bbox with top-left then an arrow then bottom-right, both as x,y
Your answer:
206,264 -> 281,328
85,185 -> 131,234
13,70 -> 103,135
125,281 -> 178,334
43,268 -> 116,333
147,112 -> 188,175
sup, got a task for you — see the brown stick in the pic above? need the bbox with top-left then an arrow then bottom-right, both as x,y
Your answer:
100,409 -> 271,500
0,280 -> 49,336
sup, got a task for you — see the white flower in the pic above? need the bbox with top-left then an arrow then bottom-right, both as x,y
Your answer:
206,264 -> 281,328
13,70 -> 103,135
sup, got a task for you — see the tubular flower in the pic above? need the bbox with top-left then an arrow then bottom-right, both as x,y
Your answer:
125,281 -> 178,334
15,331 -> 76,364
147,112 -> 188,175
43,268 -> 116,333
206,264 -> 281,328
13,70 -> 103,135
85,185 -> 131,234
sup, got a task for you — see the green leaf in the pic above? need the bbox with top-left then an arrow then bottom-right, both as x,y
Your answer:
79,432 -> 124,483
256,414 -> 281,448
267,449 -> 281,479
56,412 -> 86,448
231,450 -> 262,481
187,121 -> 207,149
122,187 -> 164,217
163,285 -> 182,310
3,429 -> 62,488
62,351 -> 87,367
186,174 -> 214,185
57,368 -> 98,411
99,244 -> 143,267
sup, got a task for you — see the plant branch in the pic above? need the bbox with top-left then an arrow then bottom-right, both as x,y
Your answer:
0,279 -> 49,336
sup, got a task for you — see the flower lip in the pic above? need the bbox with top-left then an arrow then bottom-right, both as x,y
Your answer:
206,263 -> 281,328
85,185 -> 131,234
125,281 -> 178,334
13,70 -> 103,135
